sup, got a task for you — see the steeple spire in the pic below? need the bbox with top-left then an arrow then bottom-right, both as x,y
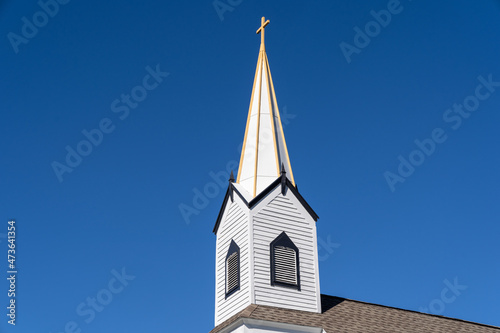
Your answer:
213,20 -> 321,327
236,17 -> 295,197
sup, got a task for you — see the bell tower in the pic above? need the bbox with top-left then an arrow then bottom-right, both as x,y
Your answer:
212,17 -> 321,328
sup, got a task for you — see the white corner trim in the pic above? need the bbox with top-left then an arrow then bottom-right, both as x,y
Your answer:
248,204 -> 255,305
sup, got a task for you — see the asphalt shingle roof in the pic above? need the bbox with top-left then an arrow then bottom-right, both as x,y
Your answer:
210,294 -> 500,333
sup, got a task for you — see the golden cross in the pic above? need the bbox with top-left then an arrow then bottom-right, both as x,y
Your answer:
256,16 -> 270,46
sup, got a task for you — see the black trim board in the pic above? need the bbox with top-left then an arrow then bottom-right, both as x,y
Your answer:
213,187 -> 230,234
213,175 -> 319,234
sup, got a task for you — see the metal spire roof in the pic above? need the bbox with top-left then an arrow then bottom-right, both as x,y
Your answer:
236,17 -> 295,197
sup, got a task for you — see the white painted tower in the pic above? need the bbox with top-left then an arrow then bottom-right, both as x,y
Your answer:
212,17 -> 321,331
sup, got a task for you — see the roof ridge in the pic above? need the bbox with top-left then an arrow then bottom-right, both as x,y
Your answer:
322,294 -> 500,330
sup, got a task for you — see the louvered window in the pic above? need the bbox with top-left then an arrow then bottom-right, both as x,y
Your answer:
270,232 -> 300,290
274,246 -> 297,285
225,240 -> 240,297
226,252 -> 239,292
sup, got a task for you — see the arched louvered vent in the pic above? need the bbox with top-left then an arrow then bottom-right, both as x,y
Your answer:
225,240 -> 240,297
270,232 -> 300,290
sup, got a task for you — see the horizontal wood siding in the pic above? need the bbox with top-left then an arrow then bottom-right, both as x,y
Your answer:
215,202 -> 250,325
253,195 -> 319,312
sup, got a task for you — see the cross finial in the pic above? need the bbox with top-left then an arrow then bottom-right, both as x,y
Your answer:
256,16 -> 270,49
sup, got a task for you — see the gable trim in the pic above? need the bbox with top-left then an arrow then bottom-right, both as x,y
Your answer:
213,175 -> 319,234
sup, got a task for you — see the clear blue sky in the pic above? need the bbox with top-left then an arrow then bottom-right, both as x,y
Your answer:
1,0 -> 499,332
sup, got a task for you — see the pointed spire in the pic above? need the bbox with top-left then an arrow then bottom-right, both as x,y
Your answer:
236,17 -> 295,197
229,170 -> 235,183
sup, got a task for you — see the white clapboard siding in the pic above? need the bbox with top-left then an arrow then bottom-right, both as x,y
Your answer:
253,193 -> 320,313
215,201 -> 251,326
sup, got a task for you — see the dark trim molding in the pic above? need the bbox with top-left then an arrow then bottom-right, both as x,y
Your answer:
248,177 -> 282,208
213,176 -> 319,234
213,187 -> 230,234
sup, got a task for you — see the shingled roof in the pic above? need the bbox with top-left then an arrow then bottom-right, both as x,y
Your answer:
210,294 -> 500,333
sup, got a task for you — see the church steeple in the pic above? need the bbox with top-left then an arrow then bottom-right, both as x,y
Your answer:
212,18 -> 320,329
236,17 -> 295,197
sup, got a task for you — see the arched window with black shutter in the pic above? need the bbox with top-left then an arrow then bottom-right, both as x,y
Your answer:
270,232 -> 300,290
225,240 -> 240,297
